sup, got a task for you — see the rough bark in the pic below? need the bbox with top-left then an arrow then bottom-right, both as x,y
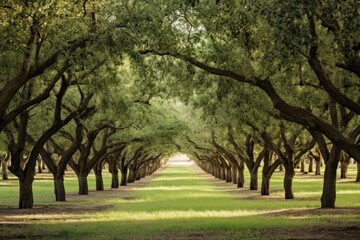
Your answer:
19,174 -> 34,209
37,158 -> 42,173
120,168 -> 128,186
231,164 -> 237,184
109,160 -> 119,188
279,164 -> 284,172
315,160 -> 321,175
308,157 -> 313,173
284,165 -> 295,199
250,170 -> 258,190
340,161 -> 348,179
237,162 -> 245,188
54,176 -> 66,201
95,170 -> 104,191
300,161 -> 305,173
321,146 -> 341,208
261,175 -> 270,195
1,156 -> 9,180
77,174 -> 89,195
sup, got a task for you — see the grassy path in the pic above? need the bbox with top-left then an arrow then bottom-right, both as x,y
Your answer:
1,162 -> 360,239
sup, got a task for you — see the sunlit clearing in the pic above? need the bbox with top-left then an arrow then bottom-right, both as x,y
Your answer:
167,153 -> 193,166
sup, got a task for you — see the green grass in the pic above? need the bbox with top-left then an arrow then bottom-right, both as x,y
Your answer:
0,164 -> 359,239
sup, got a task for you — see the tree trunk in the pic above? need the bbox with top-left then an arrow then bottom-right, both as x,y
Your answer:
225,167 -> 232,182
315,159 -> 321,175
300,161 -> 305,173
231,164 -> 237,184
340,161 -> 348,179
120,168 -> 128,186
54,176 -> 66,201
37,158 -> 42,173
284,164 -> 295,199
279,164 -> 284,172
308,157 -> 313,173
19,175 -> 34,209
111,171 -> 119,188
77,174 -> 89,195
128,168 -> 135,183
95,170 -> 104,191
215,166 -> 220,179
1,161 -> 8,180
237,162 -> 245,188
135,169 -> 141,181
321,147 -> 341,208
220,167 -> 226,180
356,162 -> 360,182
250,170 -> 258,190
109,160 -> 119,188
261,175 -> 270,195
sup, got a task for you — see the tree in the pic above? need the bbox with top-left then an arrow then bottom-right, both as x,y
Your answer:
137,0 -> 359,208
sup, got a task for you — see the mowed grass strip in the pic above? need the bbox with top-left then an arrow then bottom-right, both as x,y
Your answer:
0,164 -> 359,239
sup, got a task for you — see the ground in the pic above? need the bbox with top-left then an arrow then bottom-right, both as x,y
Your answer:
0,159 -> 359,240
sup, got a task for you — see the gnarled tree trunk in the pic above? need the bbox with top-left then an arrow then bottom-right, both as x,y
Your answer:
120,168 -> 128,186
315,159 -> 321,175
308,157 -> 313,173
300,160 -> 305,173
19,174 -> 34,209
95,170 -> 104,191
54,175 -> 66,201
109,161 -> 119,188
78,173 -> 89,195
250,170 -> 258,190
261,175 -> 270,195
231,164 -> 237,184
284,164 -> 295,199
321,147 -> 341,208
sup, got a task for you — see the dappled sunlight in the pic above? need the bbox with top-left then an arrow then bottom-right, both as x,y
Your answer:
337,190 -> 360,194
95,209 -> 260,222
133,185 -> 213,191
152,176 -> 202,181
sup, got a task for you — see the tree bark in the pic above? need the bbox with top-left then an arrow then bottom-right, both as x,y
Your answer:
54,176 -> 66,201
1,160 -> 9,180
315,159 -> 321,175
340,161 -> 348,179
109,161 -> 119,188
231,164 -> 237,184
77,174 -> 89,195
120,168 -> 128,186
261,175 -> 270,195
95,170 -> 104,191
321,147 -> 341,208
300,161 -> 305,173
308,157 -> 313,173
284,164 -> 295,199
237,162 -> 245,188
128,168 -> 135,183
111,171 -> 119,188
37,158 -> 42,173
19,175 -> 34,209
250,170 -> 258,190
225,167 -> 232,182
279,164 -> 284,172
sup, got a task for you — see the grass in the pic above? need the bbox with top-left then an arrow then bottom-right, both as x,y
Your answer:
0,163 -> 359,239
